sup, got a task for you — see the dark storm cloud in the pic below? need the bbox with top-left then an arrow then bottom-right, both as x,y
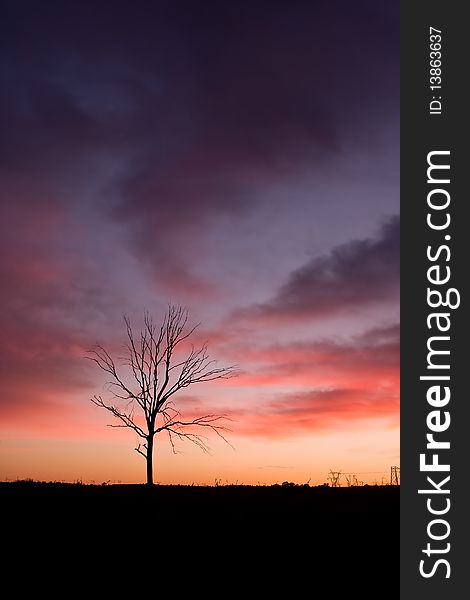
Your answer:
0,0 -> 399,292
237,216 -> 399,321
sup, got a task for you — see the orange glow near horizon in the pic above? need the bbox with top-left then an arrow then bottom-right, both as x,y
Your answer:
1,423 -> 399,486
0,319 -> 400,486
0,2 -> 399,488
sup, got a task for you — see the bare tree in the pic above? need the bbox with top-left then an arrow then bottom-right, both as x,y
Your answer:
86,306 -> 237,486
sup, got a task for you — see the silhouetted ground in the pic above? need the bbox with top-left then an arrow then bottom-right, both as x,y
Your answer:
1,482 -> 398,595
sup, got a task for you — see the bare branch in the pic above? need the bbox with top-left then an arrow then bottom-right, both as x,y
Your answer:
164,427 -> 213,453
85,346 -> 144,408
157,414 -> 235,451
135,443 -> 147,459
167,429 -> 178,454
86,305 -> 238,484
91,395 -> 147,438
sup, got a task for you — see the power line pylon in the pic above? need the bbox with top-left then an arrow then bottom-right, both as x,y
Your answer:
390,465 -> 400,485
345,474 -> 358,487
328,470 -> 342,487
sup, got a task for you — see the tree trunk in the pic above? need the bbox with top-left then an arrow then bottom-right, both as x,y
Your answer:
146,435 -> 154,486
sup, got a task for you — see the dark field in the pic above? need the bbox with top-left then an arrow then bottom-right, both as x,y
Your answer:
2,482 -> 399,594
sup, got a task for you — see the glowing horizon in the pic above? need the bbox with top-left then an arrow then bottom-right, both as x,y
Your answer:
0,1 -> 399,486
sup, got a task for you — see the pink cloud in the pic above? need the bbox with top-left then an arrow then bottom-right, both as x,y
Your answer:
208,324 -> 399,388
172,385 -> 398,441
242,387 -> 399,437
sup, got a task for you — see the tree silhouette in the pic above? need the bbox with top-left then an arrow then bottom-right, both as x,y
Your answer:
86,306 -> 237,485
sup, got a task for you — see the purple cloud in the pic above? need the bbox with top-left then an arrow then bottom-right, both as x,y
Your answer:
236,216 -> 399,322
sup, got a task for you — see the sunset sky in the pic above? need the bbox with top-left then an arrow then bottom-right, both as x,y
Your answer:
0,1 -> 399,485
